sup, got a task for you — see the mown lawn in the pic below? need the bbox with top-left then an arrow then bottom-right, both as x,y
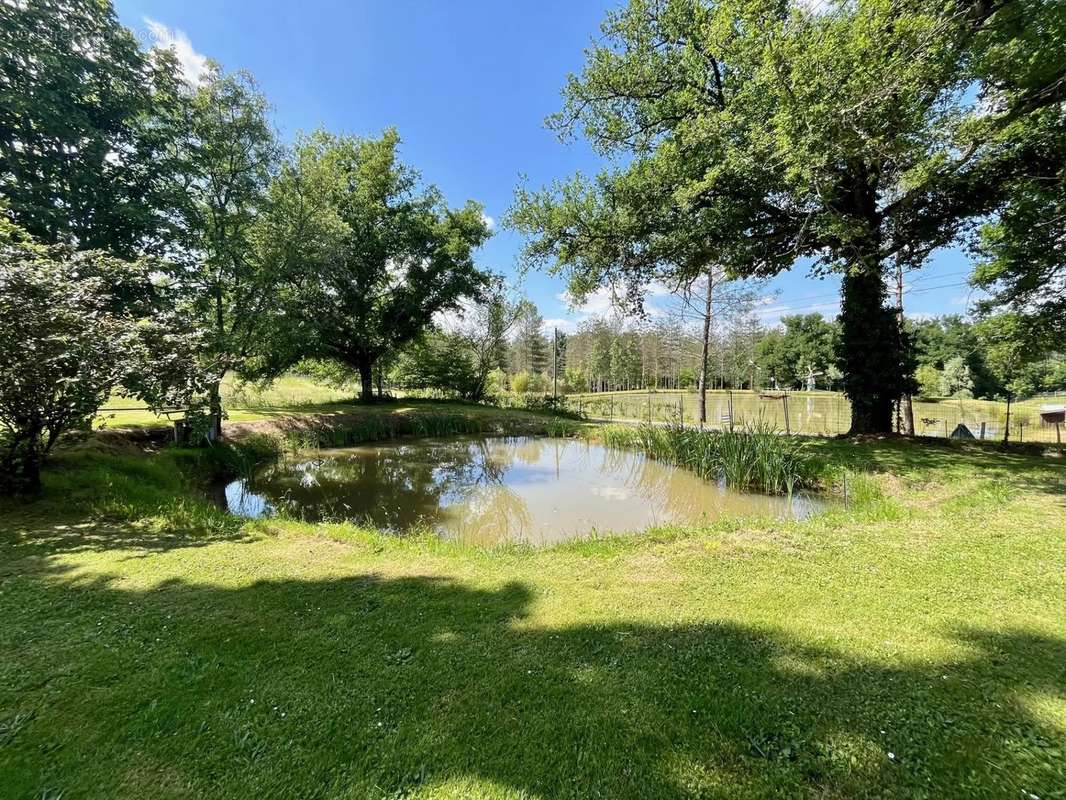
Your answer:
1,411 -> 1064,799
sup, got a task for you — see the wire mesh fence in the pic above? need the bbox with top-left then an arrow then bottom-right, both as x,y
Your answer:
564,390 -> 1064,444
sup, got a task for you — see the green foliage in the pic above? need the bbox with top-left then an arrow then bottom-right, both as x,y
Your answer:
256,129 -> 492,399
939,356 -> 974,399
976,313 -> 1046,442
978,314 -> 1042,400
175,67 -> 281,427
915,365 -> 942,400
755,315 -> 838,389
0,0 -> 189,254
510,370 -> 548,395
393,278 -> 523,401
598,423 -> 823,495
276,406 -> 581,450
390,332 -> 483,400
609,332 -> 642,388
0,228 -> 212,493
510,300 -> 548,374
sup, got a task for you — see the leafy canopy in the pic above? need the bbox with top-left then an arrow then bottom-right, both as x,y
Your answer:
256,129 -> 492,399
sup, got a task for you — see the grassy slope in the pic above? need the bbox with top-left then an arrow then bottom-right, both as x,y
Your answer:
97,373 -> 360,428
1,411 -> 1064,799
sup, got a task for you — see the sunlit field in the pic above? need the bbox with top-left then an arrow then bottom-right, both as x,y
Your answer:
567,389 -> 1064,443
97,373 -> 359,429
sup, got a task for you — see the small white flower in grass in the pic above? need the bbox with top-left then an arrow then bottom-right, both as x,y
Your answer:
888,752 -> 896,761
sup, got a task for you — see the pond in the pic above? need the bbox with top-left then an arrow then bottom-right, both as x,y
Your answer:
219,436 -> 823,545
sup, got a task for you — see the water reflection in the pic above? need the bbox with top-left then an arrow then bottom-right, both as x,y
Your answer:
222,436 -> 823,545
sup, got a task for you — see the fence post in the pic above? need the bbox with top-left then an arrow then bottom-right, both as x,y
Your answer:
648,393 -> 652,424
782,394 -> 791,436
980,421 -> 986,440
610,398 -> 614,421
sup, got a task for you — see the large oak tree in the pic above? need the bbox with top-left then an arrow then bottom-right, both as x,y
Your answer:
257,130 -> 492,400
511,0 -> 1064,433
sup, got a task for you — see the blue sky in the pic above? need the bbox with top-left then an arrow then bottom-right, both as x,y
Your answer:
115,0 -> 982,332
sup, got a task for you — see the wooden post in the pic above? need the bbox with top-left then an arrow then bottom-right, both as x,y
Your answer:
782,394 -> 791,436
727,390 -> 734,433
1057,421 -> 1061,445
980,421 -> 986,440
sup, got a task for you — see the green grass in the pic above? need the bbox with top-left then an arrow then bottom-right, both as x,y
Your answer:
97,372 -> 360,428
1,412 -> 1064,799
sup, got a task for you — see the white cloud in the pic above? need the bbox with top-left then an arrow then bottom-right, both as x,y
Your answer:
481,213 -> 495,230
145,18 -> 209,86
541,317 -> 579,335
793,0 -> 838,15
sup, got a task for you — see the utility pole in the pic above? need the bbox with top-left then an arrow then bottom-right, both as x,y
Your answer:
896,262 -> 915,436
698,269 -> 714,426
553,327 -> 559,400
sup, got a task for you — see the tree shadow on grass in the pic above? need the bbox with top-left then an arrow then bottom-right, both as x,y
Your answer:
2,566 -> 1063,799
0,502 -> 256,571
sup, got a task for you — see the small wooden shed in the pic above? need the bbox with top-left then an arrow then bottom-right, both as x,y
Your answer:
1039,405 -> 1066,425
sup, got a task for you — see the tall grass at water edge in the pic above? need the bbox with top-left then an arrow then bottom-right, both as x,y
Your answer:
598,422 -> 825,495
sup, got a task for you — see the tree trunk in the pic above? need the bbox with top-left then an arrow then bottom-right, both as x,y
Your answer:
901,394 -> 915,436
208,379 -> 224,441
838,264 -> 909,435
698,270 -> 714,426
358,356 -> 375,402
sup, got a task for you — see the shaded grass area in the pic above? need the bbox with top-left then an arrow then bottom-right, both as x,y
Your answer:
1,417 -> 1064,799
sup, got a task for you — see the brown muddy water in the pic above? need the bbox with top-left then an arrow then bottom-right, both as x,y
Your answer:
219,436 -> 824,545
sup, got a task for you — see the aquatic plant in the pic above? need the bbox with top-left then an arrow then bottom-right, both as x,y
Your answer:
597,422 -> 825,494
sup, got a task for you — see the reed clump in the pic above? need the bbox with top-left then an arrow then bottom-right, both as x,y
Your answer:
598,422 -> 824,494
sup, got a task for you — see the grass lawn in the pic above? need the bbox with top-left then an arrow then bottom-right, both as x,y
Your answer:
1,405 -> 1064,798
97,373 -> 361,428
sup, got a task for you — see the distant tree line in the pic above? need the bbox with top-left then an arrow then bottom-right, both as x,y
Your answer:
405,300 -> 1064,403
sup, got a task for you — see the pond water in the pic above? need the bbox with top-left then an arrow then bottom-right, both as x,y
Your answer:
219,436 -> 822,545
